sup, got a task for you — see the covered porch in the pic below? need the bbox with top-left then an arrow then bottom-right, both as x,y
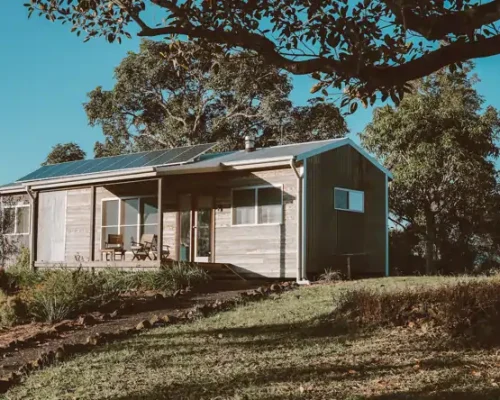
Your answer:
29,158 -> 299,280
32,173 -> 221,268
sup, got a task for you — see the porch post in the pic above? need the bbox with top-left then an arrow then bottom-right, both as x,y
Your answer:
89,185 -> 96,262
157,177 -> 164,267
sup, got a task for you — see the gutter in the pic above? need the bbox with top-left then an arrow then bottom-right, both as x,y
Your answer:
29,171 -> 157,191
18,166 -> 156,187
290,157 -> 310,285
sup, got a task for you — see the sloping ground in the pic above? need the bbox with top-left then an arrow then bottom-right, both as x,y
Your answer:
0,280 -> 266,380
4,277 -> 500,400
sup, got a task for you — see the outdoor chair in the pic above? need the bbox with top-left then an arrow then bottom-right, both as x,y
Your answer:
101,234 -> 126,261
131,234 -> 171,261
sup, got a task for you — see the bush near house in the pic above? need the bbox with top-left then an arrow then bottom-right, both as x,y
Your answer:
0,250 -> 210,325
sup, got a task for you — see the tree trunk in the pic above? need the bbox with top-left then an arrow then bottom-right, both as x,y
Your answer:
424,210 -> 436,275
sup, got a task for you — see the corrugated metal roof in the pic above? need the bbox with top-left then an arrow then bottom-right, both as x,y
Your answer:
0,138 -> 391,191
157,138 -> 346,173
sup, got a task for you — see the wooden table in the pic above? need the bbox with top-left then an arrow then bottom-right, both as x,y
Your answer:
100,248 -> 125,261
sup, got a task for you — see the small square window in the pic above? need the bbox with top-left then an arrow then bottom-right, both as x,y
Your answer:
334,188 -> 364,213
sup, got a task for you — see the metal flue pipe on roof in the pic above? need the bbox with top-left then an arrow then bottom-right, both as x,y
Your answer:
244,135 -> 255,152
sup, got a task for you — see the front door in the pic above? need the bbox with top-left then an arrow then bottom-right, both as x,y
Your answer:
178,194 -> 214,262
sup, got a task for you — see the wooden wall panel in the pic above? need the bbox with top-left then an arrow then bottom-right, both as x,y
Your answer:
37,191 -> 67,262
65,188 -> 91,262
306,146 -> 386,276
213,168 -> 298,279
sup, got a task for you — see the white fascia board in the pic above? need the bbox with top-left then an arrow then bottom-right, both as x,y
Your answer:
156,166 -> 223,175
222,156 -> 294,167
0,188 -> 26,195
224,160 -> 293,170
296,138 -> 393,179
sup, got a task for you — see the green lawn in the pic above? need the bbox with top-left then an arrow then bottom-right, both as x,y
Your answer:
4,276 -> 500,400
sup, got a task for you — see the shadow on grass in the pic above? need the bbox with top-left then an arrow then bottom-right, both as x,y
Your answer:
371,388 -> 500,399
97,358 -> 500,400
146,312 -> 362,340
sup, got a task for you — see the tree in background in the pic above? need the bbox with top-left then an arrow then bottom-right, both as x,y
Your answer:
362,67 -> 500,274
86,40 -> 347,157
27,0 -> 500,107
43,143 -> 86,166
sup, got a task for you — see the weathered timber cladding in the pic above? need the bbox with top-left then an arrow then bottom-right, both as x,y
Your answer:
213,168 -> 298,279
37,191 -> 67,262
65,188 -> 92,262
306,146 -> 386,276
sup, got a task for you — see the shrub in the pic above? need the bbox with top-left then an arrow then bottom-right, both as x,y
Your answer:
318,268 -> 345,282
24,269 -> 114,323
153,262 -> 210,293
99,269 -> 144,293
0,291 -> 27,327
100,263 -> 210,294
333,279 -> 500,345
7,248 -> 43,290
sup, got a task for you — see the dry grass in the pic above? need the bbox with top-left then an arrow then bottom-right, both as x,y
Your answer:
333,277 -> 500,346
4,276 -> 500,400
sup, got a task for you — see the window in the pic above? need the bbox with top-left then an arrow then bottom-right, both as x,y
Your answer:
232,186 -> 282,225
101,197 -> 158,250
334,188 -> 364,213
2,205 -> 30,235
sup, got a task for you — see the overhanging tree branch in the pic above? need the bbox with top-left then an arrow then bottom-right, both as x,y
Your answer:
384,0 -> 500,40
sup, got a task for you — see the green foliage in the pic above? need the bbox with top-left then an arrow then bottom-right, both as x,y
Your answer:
85,40 -> 347,156
100,263 -> 210,294
361,67 -> 500,274
318,268 -> 345,282
24,269 -> 112,323
26,0 -> 500,106
0,292 -> 26,327
42,142 -> 86,166
334,279 -> 500,345
0,262 -> 209,325
7,247 -> 43,290
152,263 -> 210,292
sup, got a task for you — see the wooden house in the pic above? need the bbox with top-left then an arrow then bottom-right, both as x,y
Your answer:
0,138 -> 392,281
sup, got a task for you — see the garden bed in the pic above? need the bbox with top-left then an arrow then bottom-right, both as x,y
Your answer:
0,279 -> 287,392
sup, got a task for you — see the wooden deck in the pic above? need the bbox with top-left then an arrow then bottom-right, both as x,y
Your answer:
34,261 -> 246,280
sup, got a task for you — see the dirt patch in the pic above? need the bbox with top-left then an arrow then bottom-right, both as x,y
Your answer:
0,280 -> 270,380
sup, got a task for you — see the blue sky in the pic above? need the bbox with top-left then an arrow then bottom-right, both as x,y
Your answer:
1,3 -> 500,185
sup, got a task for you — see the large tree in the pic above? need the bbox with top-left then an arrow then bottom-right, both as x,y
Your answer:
26,0 -> 500,106
43,142 -> 86,165
361,67 -> 500,274
86,40 -> 347,156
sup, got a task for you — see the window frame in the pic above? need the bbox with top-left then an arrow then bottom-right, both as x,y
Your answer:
101,195 -> 158,250
231,184 -> 284,227
2,204 -> 30,236
334,187 -> 365,213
